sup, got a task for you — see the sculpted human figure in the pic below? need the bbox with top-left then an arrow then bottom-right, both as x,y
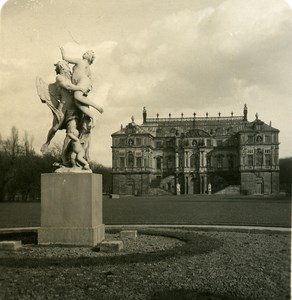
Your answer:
66,121 -> 90,170
60,47 -> 104,127
36,60 -> 92,169
38,61 -> 87,153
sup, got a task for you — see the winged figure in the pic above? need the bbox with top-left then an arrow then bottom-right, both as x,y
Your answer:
36,60 -> 94,171
36,76 -> 65,153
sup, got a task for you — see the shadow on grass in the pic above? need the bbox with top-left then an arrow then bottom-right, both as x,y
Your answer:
151,289 -> 247,300
0,229 -> 222,268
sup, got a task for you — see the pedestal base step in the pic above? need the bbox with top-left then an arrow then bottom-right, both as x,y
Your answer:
100,241 -> 123,252
0,241 -> 22,251
38,225 -> 105,246
120,230 -> 138,240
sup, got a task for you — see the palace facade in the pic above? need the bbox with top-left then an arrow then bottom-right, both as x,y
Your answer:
111,105 -> 280,195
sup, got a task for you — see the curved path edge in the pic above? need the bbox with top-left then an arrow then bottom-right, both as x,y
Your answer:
0,225 -> 290,234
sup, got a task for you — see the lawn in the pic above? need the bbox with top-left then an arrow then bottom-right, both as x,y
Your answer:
0,194 -> 290,228
0,228 -> 290,300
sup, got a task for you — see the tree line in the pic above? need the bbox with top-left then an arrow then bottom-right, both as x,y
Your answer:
0,127 -> 112,202
279,157 -> 292,195
0,126 -> 290,201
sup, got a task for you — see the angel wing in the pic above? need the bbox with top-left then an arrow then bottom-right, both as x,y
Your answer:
36,76 -> 64,123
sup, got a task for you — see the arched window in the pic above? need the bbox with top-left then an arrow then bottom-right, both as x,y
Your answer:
190,154 -> 199,169
157,157 -> 162,170
216,155 -> 223,169
228,155 -> 234,169
128,152 -> 134,168
190,154 -> 195,168
256,149 -> 263,166
166,156 -> 174,169
207,155 -> 211,168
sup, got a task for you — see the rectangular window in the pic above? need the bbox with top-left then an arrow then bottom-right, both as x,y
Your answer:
272,134 -> 278,143
247,136 -> 254,144
207,156 -> 211,168
207,139 -> 212,147
216,156 -> 223,169
247,155 -> 253,166
228,155 -> 234,169
112,157 -> 117,168
265,154 -> 271,166
179,156 -> 183,168
136,138 -> 141,146
185,155 -> 189,168
119,138 -> 126,146
136,157 -> 142,167
167,157 -> 174,169
265,135 -> 271,143
119,157 -> 125,168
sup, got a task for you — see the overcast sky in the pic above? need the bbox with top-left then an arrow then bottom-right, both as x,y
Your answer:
1,0 -> 292,166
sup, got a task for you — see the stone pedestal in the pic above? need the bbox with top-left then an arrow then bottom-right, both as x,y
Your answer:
120,230 -> 138,241
38,173 -> 105,246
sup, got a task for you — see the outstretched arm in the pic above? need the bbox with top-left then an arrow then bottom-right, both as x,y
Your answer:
56,75 -> 88,94
60,47 -> 81,65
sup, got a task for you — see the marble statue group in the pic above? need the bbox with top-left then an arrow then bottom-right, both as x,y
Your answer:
36,47 -> 103,172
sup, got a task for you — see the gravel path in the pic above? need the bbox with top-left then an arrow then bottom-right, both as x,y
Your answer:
1,233 -> 185,259
0,229 -> 290,300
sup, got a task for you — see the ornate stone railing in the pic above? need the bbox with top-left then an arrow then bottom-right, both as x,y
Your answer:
145,116 -> 244,123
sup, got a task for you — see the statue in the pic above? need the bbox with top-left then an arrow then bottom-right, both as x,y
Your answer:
60,47 -> 103,127
66,122 -> 90,170
36,47 -> 104,172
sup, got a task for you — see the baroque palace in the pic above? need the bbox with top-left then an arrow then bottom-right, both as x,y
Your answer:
111,105 -> 280,195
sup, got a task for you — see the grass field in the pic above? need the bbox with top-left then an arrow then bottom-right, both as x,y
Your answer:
0,194 -> 290,228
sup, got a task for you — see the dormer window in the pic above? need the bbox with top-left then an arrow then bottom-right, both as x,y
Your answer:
255,124 -> 261,131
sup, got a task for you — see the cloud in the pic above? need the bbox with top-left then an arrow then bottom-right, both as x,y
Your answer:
0,57 -> 36,93
85,0 -> 292,163
1,0 -> 291,165
97,0 -> 292,118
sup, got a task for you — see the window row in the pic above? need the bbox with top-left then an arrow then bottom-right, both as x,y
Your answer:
245,154 -> 275,166
116,156 -> 145,168
245,134 -> 277,144
113,137 -> 146,147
